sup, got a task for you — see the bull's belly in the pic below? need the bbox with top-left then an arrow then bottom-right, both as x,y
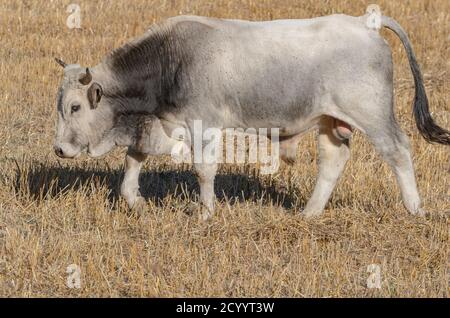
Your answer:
219,100 -> 321,137
238,116 -> 320,137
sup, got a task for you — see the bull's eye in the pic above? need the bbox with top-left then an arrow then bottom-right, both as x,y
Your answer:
71,104 -> 81,114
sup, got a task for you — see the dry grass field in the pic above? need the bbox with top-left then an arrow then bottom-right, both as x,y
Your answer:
0,0 -> 449,297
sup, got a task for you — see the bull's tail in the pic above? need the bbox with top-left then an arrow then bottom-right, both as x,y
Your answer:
382,15 -> 450,145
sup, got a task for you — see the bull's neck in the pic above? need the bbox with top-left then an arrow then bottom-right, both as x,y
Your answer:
93,63 -> 154,115
95,23 -> 185,115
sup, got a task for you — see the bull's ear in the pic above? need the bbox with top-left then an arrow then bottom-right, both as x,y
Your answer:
87,82 -> 103,109
79,68 -> 92,85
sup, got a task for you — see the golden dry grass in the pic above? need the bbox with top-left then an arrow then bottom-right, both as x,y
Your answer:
0,0 -> 449,297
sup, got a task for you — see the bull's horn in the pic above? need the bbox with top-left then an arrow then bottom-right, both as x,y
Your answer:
79,68 -> 92,85
54,57 -> 67,68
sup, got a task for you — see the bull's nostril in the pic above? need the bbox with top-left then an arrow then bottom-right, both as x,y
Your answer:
54,146 -> 64,157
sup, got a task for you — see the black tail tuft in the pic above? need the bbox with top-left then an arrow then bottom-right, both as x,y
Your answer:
413,78 -> 450,144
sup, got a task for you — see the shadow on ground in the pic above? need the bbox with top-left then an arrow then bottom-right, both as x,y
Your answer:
15,162 -> 301,209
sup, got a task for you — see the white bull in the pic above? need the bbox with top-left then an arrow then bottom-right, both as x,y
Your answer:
53,7 -> 449,220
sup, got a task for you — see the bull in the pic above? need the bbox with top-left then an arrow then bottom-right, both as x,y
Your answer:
53,9 -> 449,220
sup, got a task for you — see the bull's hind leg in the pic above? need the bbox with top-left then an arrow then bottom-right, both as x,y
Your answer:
366,122 -> 424,216
303,116 -> 351,218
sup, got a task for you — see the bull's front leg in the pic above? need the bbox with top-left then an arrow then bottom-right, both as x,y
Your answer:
194,162 -> 218,221
120,148 -> 147,211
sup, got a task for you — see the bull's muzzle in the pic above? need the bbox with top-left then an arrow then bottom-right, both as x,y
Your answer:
54,145 -> 65,158
53,143 -> 80,158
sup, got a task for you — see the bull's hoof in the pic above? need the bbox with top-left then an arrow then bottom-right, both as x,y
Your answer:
412,207 -> 426,217
181,202 -> 214,221
182,202 -> 198,216
199,209 -> 213,222
301,209 -> 324,219
129,196 -> 148,216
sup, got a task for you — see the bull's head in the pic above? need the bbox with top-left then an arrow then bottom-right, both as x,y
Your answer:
53,58 -> 114,158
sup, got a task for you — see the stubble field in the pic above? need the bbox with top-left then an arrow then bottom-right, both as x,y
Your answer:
0,0 -> 448,297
